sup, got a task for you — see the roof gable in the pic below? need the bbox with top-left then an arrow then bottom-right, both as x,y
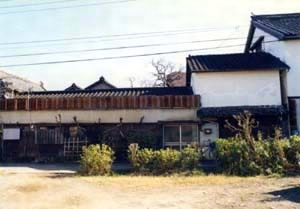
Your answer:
64,83 -> 82,91
85,76 -> 116,90
251,13 -> 300,40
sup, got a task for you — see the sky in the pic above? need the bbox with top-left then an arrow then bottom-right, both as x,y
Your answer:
0,0 -> 299,90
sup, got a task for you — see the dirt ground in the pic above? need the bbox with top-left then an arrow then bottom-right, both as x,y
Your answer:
0,165 -> 299,209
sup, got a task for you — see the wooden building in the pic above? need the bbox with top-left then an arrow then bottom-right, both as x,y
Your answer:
0,84 -> 200,161
1,12 -> 299,162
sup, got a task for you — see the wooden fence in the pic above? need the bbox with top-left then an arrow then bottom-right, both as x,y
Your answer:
0,95 -> 200,111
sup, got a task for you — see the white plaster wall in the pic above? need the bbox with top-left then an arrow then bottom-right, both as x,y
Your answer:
191,70 -> 282,107
254,28 -> 300,97
0,109 -> 198,124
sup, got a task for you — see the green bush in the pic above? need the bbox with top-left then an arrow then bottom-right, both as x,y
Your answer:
216,138 -> 286,176
79,144 -> 115,176
181,145 -> 200,170
153,148 -> 181,174
284,135 -> 300,165
216,138 -> 252,175
128,144 -> 200,174
128,143 -> 155,173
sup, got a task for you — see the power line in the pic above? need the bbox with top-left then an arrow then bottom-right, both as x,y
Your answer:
0,40 -> 281,68
0,0 -> 136,15
0,43 -> 248,67
0,0 -> 19,2
0,0 -> 83,9
0,37 -> 248,58
0,25 -> 248,46
0,26 -> 249,51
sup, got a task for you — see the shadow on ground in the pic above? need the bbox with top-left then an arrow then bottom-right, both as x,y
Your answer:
0,162 -> 131,175
264,186 -> 300,203
0,163 -> 79,174
46,173 -> 76,179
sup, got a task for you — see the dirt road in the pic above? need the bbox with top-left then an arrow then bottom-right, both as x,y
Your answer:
0,166 -> 299,209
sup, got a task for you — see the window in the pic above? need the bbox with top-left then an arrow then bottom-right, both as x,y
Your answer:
163,124 -> 198,150
36,127 -> 64,144
3,128 -> 20,140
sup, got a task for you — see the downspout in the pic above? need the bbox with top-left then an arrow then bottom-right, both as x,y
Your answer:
279,69 -> 290,137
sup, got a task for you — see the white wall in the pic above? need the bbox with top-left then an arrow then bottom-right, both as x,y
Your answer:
253,28 -> 300,97
191,70 -> 282,107
0,109 -> 198,124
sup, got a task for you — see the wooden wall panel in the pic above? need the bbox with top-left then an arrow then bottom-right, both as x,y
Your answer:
0,95 -> 200,111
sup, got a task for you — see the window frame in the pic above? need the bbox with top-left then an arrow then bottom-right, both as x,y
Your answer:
163,123 -> 199,150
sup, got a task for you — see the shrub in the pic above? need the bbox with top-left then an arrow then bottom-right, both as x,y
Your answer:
128,143 -> 155,173
216,112 -> 288,176
284,135 -> 300,165
153,148 -> 181,174
128,143 -> 139,171
79,144 -> 115,176
267,139 -> 286,174
216,138 -> 256,176
216,137 -> 286,176
181,145 -> 200,170
128,144 -> 200,174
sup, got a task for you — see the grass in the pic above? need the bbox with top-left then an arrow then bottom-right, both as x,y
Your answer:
81,174 -> 266,190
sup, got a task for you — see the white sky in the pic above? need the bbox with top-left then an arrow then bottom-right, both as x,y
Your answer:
0,0 -> 299,90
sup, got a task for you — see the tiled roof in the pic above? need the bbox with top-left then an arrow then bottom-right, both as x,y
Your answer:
251,13 -> 300,40
85,76 -> 116,90
197,105 -> 287,117
64,83 -> 82,91
186,52 -> 289,72
16,87 -> 194,99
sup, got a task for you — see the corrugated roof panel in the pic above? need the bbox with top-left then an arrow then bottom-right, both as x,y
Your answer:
187,52 -> 289,72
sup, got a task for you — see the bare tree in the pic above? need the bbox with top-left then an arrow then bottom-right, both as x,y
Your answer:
151,59 -> 176,87
140,58 -> 184,87
139,58 -> 185,87
225,111 -> 259,151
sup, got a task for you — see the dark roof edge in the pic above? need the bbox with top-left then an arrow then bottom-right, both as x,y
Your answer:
85,82 -> 116,90
252,21 -> 285,40
190,67 -> 288,73
21,86 -> 193,96
197,105 -> 287,117
251,12 -> 300,19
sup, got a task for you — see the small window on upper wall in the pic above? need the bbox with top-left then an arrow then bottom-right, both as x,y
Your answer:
163,124 -> 198,150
